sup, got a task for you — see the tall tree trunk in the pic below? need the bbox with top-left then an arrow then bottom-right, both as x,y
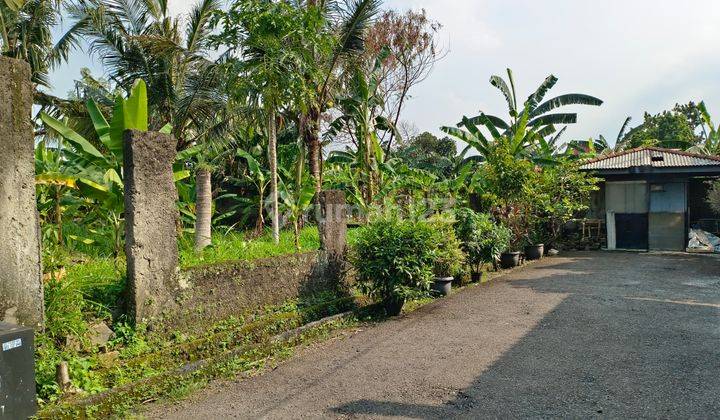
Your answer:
255,183 -> 266,237
194,168 -> 212,252
363,133 -> 375,205
55,186 -> 63,244
301,107 -> 323,193
269,110 -> 280,244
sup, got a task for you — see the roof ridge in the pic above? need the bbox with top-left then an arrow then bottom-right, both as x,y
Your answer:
580,147 -> 720,165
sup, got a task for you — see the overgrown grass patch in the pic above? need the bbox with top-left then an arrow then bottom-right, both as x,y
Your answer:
35,290 -> 352,410
178,227 -> 320,269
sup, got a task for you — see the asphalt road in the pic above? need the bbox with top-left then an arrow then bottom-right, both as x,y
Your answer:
145,252 -> 720,419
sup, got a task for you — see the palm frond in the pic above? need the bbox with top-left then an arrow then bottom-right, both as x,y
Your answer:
528,113 -> 577,127
531,94 -> 603,118
335,0 -> 380,56
490,74 -> 516,117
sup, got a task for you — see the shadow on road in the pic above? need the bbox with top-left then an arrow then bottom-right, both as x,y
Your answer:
333,252 -> 720,418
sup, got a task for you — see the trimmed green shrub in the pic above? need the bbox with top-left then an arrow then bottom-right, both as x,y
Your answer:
350,214 -> 436,310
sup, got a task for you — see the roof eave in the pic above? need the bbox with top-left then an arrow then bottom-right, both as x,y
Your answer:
581,166 -> 720,176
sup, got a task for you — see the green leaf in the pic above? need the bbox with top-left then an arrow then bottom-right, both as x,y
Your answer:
103,169 -> 123,188
109,79 -> 149,160
490,75 -> 516,116
40,112 -> 105,159
159,123 -> 173,134
76,178 -> 111,202
237,150 -> 262,175
125,79 -> 149,132
173,170 -> 191,182
525,74 -> 559,111
67,235 -> 95,245
3,0 -> 25,12
86,99 -> 122,157
531,94 -> 603,118
528,113 -> 578,127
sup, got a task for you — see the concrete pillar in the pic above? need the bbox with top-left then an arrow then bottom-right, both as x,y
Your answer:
317,190 -> 347,257
123,130 -> 180,323
0,57 -> 44,328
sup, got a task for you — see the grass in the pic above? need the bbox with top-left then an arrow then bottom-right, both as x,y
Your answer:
178,227 -> 320,269
36,291 -> 355,416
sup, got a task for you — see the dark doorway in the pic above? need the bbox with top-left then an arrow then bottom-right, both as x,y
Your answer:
615,213 -> 648,250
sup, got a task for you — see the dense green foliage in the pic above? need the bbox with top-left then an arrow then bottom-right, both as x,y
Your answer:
13,0 -> 713,411
351,214 -> 437,306
454,208 -> 510,274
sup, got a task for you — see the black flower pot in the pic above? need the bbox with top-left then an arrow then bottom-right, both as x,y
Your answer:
500,252 -> 521,269
432,277 -> 454,296
471,272 -> 483,283
383,297 -> 405,316
524,244 -> 544,261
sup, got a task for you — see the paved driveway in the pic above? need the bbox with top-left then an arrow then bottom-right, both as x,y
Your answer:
146,252 -> 720,419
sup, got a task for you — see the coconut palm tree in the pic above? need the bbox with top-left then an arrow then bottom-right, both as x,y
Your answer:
1,0 -> 75,86
300,0 -> 382,193
59,0 -> 227,150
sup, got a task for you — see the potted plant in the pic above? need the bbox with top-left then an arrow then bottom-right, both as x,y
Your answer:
350,214 -> 435,315
429,215 -> 464,296
523,229 -> 545,261
497,206 -> 525,269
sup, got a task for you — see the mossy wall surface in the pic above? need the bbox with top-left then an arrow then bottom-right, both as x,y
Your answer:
155,251 -> 341,334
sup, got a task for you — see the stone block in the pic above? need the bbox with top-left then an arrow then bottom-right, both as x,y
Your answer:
123,130 -> 180,323
317,190 -> 347,256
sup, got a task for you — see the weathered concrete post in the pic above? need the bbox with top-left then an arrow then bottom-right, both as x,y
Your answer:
317,190 -> 347,257
0,57 -> 44,328
124,130 -> 180,323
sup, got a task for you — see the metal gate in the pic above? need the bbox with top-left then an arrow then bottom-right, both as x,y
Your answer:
648,182 -> 687,251
606,181 -> 648,250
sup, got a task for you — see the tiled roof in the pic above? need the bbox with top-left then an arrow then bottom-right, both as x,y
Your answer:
579,147 -> 720,171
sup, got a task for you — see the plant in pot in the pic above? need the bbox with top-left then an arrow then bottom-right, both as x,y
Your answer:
428,215 -> 464,296
495,205 -> 527,269
350,214 -> 436,316
523,227 -> 546,261
490,221 -> 512,271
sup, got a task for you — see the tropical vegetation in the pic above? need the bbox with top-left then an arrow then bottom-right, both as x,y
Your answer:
4,0 -> 717,412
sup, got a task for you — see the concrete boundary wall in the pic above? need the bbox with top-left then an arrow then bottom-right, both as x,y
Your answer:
123,139 -> 350,329
0,57 -> 44,328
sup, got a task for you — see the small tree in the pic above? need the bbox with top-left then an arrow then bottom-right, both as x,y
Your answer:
213,0 -> 322,244
351,214 -> 436,314
454,208 -> 510,276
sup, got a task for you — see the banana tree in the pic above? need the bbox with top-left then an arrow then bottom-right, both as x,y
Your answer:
688,102 -> 720,155
442,69 -> 602,162
279,181 -> 315,251
34,139 -> 79,245
237,149 -> 270,235
39,79 -> 183,256
326,49 -> 398,207
566,116 -> 633,158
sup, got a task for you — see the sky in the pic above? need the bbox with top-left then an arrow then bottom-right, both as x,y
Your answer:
48,0 -> 720,146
